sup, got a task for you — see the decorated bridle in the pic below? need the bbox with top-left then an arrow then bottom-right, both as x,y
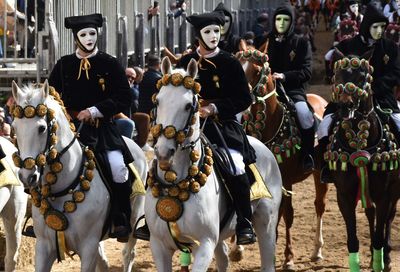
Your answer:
12,86 -> 95,232
146,72 -> 214,224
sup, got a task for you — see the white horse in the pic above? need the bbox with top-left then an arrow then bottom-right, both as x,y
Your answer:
0,136 -> 27,272
145,57 -> 282,271
11,81 -> 147,272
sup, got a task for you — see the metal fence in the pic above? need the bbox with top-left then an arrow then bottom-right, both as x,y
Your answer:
0,0 -> 280,90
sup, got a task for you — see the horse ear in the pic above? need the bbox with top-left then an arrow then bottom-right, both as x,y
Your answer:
259,38 -> 269,54
332,47 -> 345,63
361,49 -> 374,61
43,79 -> 49,98
239,39 -> 247,51
187,58 -> 198,79
11,80 -> 21,103
161,56 -> 172,75
162,47 -> 179,65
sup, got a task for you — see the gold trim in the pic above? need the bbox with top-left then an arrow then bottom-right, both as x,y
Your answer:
249,163 -> 272,200
0,158 -> 20,188
129,163 -> 146,198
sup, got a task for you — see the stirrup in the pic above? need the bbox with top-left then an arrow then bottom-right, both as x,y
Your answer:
133,215 -> 150,241
22,216 -> 36,238
302,154 -> 315,173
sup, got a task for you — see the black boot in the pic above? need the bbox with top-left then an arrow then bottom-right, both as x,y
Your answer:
227,174 -> 257,245
133,215 -> 150,241
319,136 -> 333,183
110,182 -> 132,243
300,127 -> 315,173
324,60 -> 333,84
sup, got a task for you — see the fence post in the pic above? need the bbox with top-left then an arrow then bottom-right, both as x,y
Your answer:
178,13 -> 187,53
166,13 -> 175,53
117,15 -> 128,69
99,16 -> 108,53
134,13 -> 145,68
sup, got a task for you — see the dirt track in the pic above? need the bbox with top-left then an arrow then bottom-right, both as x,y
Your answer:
1,24 -> 400,272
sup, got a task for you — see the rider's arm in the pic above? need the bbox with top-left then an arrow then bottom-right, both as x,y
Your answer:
282,37 -> 312,86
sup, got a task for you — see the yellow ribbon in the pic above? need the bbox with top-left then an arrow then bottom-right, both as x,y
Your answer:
197,55 -> 217,70
77,58 -> 91,80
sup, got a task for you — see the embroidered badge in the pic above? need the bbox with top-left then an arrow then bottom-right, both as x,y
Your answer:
383,54 -> 389,65
289,50 -> 296,61
213,75 -> 220,89
98,78 -> 106,91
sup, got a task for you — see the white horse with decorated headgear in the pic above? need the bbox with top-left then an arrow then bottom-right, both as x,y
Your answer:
145,56 -> 282,271
11,81 -> 147,272
0,136 -> 27,272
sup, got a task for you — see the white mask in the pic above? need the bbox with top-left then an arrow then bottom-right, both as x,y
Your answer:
275,14 -> 291,34
349,4 -> 359,15
221,15 -> 231,37
77,27 -> 98,52
369,22 -> 386,40
200,24 -> 221,50
397,0 -> 400,8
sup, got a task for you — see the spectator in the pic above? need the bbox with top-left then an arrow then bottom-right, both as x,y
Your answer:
383,0 -> 400,23
243,31 -> 255,46
137,54 -> 161,151
0,107 -> 11,140
252,12 -> 270,40
170,0 -> 188,18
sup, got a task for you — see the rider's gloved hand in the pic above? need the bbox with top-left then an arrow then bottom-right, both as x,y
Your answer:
272,72 -> 285,81
199,103 -> 218,118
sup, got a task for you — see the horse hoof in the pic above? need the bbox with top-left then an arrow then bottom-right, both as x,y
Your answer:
310,255 -> 324,262
282,260 -> 295,272
229,246 -> 244,262
384,263 -> 392,272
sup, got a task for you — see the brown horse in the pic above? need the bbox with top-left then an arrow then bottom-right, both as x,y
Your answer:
236,45 -> 330,270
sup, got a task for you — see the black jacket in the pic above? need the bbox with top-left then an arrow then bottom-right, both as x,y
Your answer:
49,51 -> 131,151
138,68 -> 162,115
214,2 -> 242,54
260,3 -> 312,102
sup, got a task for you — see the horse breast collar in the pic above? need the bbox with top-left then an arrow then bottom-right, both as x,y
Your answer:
147,73 -> 214,223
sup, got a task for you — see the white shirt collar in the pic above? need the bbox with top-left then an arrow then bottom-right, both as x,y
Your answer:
196,47 -> 220,58
76,47 -> 99,59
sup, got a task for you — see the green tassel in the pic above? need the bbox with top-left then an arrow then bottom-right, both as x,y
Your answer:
359,167 -> 367,208
329,161 -> 333,170
180,250 -> 191,267
349,252 -> 360,272
372,162 -> 378,171
381,163 -> 386,171
395,160 -> 398,170
372,247 -> 384,272
276,154 -> 283,164
333,161 -> 337,171
390,160 -> 393,170
292,147 -> 296,154
295,144 -> 301,150
286,149 -> 291,158
341,162 -> 347,171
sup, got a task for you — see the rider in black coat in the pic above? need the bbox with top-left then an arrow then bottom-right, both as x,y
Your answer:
258,1 -> 315,173
318,3 -> 400,182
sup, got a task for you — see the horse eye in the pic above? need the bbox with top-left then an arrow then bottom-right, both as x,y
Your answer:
38,125 -> 47,134
185,103 -> 192,111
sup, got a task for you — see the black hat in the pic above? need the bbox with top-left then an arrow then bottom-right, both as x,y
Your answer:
65,13 -> 103,32
186,11 -> 225,31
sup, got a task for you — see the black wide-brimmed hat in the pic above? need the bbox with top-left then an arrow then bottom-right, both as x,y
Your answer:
186,11 -> 225,31
65,13 -> 103,32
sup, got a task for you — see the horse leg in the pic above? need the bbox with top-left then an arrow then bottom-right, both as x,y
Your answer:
2,186 -> 27,272
191,239 -> 217,271
311,175 -> 329,262
336,184 -> 359,271
150,238 -> 174,272
80,239 -> 105,272
383,201 -> 397,272
95,241 -> 109,272
253,200 -> 279,272
281,185 -> 295,271
365,206 -> 376,269
214,241 -> 229,272
35,238 -> 57,272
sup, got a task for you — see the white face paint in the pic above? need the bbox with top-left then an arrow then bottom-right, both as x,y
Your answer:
221,15 -> 231,36
77,27 -> 98,51
349,3 -> 359,15
275,14 -> 291,34
369,22 -> 386,40
200,24 -> 221,49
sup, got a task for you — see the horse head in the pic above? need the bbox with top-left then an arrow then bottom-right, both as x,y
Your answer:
11,80 -> 74,188
151,56 -> 200,171
235,44 -> 275,99
331,48 -> 374,120
338,19 -> 358,42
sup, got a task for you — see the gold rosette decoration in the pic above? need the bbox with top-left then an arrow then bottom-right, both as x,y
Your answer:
85,169 -> 94,181
85,149 -> 95,160
183,76 -> 195,89
178,180 -> 190,190
36,104 -> 48,117
36,153 -> 47,167
51,123 -> 59,133
164,170 -> 177,183
203,164 -> 212,176
189,165 -> 199,177
48,109 -> 56,120
151,185 -> 161,197
24,105 -> 36,118
151,124 -> 162,138
48,148 -> 58,160
147,176 -> 155,187
163,125 -> 177,139
156,196 -> 183,222
45,172 -> 57,185
23,157 -> 36,170
41,184 -> 51,198
178,190 -> 190,201
50,161 -> 63,173
190,150 -> 200,162
161,74 -> 171,85
50,135 -> 58,146
85,160 -> 96,170
13,105 -> 24,119
171,73 -> 184,86
73,191 -> 85,203
193,82 -> 201,94
190,181 -> 201,193
80,179 -> 91,191
64,201 -> 77,213
12,153 -> 22,167
176,131 -> 186,144
205,155 -> 214,165
156,79 -> 163,90
44,209 -> 68,231
197,172 -> 208,185
168,186 -> 180,197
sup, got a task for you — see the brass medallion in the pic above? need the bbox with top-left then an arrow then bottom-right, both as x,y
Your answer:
156,196 -> 183,222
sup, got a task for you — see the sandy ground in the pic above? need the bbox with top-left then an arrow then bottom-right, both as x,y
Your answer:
1,23 -> 400,272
